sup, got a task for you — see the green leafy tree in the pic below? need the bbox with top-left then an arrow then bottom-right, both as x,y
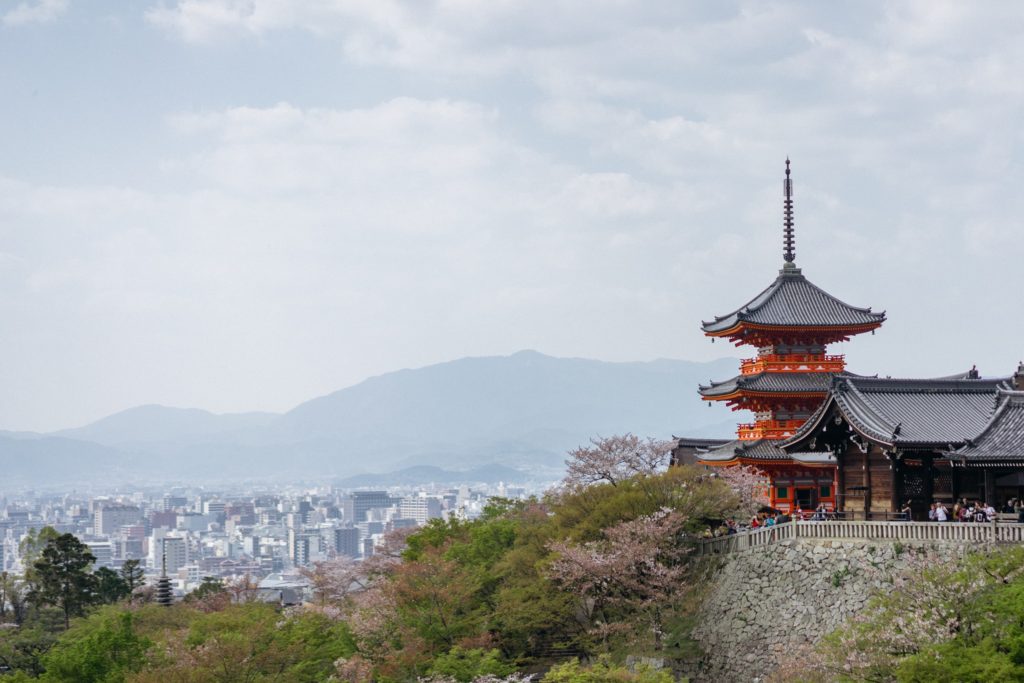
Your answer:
129,603 -> 356,682
39,609 -> 151,683
893,561 -> 1024,682
186,576 -> 225,601
119,560 -> 144,603
19,527 -> 61,568
94,567 -> 130,605
33,533 -> 98,629
19,526 -> 61,617
427,646 -> 515,681
1,570 -> 28,625
388,548 -> 484,653
183,575 -> 230,611
542,657 -> 674,683
0,624 -> 57,677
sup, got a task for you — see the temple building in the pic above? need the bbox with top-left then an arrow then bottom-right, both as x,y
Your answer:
675,161 -> 1024,519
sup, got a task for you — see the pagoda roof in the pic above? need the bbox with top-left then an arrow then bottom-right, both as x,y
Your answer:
701,265 -> 885,336
696,438 -> 789,463
674,437 -> 731,449
699,370 -> 840,399
951,390 -> 1024,463
782,374 -> 1011,450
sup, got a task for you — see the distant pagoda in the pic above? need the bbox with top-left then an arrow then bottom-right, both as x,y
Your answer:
155,551 -> 174,607
696,160 -> 885,508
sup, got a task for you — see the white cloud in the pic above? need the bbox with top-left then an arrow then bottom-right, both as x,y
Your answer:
2,0 -> 68,26
6,1 -> 1024,429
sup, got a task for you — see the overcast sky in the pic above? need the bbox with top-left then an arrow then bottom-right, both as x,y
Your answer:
2,0 -> 1023,431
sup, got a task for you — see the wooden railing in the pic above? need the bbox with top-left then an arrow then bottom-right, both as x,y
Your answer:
737,419 -> 806,441
695,520 -> 1024,556
740,354 -> 846,375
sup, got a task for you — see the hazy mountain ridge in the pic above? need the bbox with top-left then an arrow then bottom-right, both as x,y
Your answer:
335,464 -> 537,488
0,434 -> 128,485
55,405 -> 280,446
3,351 -> 739,485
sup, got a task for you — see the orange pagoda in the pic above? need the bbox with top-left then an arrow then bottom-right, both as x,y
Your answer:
690,160 -> 885,512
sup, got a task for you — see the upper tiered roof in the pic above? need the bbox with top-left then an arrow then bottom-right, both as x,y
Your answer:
701,266 -> 886,342
701,160 -> 885,345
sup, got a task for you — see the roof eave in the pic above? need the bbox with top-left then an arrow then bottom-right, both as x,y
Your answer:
702,321 -> 884,339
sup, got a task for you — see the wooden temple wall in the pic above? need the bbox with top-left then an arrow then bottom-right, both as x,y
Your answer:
837,445 -> 900,513
869,447 -> 894,512
841,454 -> 865,512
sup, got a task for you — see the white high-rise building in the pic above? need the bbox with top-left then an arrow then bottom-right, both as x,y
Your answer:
86,542 -> 113,567
94,505 -> 142,536
399,496 -> 443,525
150,531 -> 188,574
3,529 -> 22,573
287,528 -> 316,567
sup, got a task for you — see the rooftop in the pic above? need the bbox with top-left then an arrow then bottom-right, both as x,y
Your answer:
701,265 -> 885,337
695,438 -> 790,463
699,370 -> 839,400
783,374 -> 1011,450
952,390 -> 1024,462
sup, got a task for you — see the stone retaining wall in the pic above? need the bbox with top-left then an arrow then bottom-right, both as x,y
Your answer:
687,538 -> 969,682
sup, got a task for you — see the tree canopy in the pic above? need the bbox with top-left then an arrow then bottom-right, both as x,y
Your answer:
32,534 -> 97,630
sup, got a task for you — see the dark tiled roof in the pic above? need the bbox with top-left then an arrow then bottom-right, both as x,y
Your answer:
783,374 -> 1010,449
790,451 -> 837,465
697,439 -> 789,462
702,266 -> 885,333
952,391 -> 1024,461
675,437 -> 731,448
699,371 -> 836,398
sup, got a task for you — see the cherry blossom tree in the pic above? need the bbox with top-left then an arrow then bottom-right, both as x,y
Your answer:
299,556 -> 367,609
712,465 -> 771,518
546,509 -> 690,651
563,434 -> 675,490
333,654 -> 375,682
224,573 -> 262,604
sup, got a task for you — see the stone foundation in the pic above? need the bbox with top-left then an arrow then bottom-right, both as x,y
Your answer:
687,538 -> 969,682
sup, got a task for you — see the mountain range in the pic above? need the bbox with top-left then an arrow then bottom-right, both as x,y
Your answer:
0,350 -> 739,487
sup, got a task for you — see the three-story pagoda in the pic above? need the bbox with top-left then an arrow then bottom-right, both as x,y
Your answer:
695,161 -> 886,511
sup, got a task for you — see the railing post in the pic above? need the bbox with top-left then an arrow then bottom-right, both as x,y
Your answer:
991,518 -> 998,545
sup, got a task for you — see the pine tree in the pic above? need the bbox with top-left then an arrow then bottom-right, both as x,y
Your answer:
32,533 -> 98,629
120,559 -> 145,604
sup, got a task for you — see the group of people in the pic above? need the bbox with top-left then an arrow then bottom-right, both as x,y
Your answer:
921,499 -> 1005,522
702,518 -> 743,537
748,509 -> 793,529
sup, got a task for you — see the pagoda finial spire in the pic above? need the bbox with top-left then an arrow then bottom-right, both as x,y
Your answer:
783,158 -> 795,264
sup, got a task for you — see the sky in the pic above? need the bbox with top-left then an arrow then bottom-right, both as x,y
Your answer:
2,0 -> 1024,432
